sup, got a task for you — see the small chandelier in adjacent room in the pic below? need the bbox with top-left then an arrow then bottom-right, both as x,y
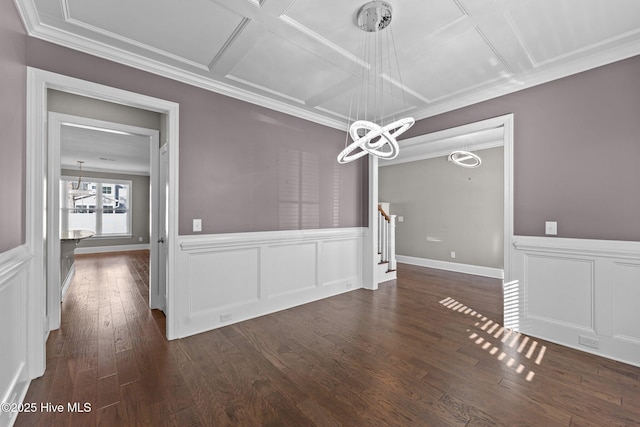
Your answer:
71,160 -> 85,190
337,1 -> 415,164
69,160 -> 92,195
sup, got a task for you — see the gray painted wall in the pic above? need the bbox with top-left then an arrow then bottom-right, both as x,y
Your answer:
26,38 -> 367,235
405,56 -> 640,241
0,0 -> 27,253
61,169 -> 150,248
380,147 -> 504,268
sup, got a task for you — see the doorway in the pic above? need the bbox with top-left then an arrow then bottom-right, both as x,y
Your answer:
365,114 -> 514,289
47,112 -> 163,333
26,68 -> 179,378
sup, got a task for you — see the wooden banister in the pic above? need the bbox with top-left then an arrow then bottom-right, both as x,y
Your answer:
378,204 -> 390,222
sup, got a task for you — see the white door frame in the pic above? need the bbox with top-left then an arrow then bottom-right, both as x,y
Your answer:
26,67 -> 180,379
47,112 -> 161,330
367,114 -> 514,285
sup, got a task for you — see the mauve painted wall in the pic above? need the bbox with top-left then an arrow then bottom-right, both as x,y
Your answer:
26,39 -> 366,235
0,0 -> 27,253
404,55 -> 640,241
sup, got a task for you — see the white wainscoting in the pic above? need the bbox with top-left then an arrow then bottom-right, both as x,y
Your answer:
396,255 -> 504,279
0,245 -> 32,427
175,228 -> 364,338
511,236 -> 640,367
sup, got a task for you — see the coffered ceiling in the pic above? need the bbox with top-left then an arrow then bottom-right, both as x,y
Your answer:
15,0 -> 640,129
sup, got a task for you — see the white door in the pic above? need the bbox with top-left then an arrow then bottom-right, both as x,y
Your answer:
157,144 -> 169,313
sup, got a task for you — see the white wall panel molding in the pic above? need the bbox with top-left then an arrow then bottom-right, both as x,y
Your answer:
0,245 -> 32,291
513,236 -> 640,260
175,228 -> 364,338
179,227 -> 364,251
511,236 -> 640,368
0,245 -> 32,427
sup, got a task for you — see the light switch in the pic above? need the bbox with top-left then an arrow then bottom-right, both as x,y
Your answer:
398,216 -> 404,222
545,221 -> 557,235
193,219 -> 202,232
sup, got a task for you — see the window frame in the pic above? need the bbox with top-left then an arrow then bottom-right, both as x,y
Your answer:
60,176 -> 133,238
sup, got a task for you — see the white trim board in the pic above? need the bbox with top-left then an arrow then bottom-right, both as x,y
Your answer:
397,255 -> 504,279
74,244 -> 151,255
60,264 -> 74,301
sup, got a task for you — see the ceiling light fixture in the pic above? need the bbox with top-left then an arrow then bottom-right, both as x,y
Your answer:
69,160 -> 92,196
448,150 -> 482,168
71,160 -> 85,190
337,1 -> 414,164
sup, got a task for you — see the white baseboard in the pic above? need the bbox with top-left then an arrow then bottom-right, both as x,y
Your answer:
396,255 -> 504,279
74,244 -> 150,254
61,264 -> 75,302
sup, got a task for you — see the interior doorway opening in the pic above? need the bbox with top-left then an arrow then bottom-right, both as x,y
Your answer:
48,111 -> 164,333
365,114 -> 514,289
26,67 -> 179,379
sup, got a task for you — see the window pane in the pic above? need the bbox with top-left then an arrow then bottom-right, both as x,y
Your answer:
67,209 -> 97,233
63,179 -> 98,233
102,183 -> 130,235
102,209 -> 128,234
60,178 -> 131,236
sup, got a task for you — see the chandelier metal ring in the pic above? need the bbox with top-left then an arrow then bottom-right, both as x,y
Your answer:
337,117 -> 415,164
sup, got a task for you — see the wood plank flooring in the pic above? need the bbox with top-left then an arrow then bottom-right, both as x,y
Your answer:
16,251 -> 640,426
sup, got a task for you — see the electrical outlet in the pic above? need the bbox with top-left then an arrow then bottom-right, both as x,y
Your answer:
450,251 -> 456,258
579,335 -> 599,349
220,313 -> 232,322
193,219 -> 202,232
545,221 -> 557,235
138,237 -> 143,242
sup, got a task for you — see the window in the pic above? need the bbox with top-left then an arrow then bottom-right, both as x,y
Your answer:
60,177 -> 132,237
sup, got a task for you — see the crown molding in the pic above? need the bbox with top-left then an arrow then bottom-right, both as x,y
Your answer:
18,5 -> 346,131
409,38 -> 640,123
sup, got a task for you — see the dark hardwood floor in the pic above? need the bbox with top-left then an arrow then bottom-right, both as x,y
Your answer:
16,251 -> 640,426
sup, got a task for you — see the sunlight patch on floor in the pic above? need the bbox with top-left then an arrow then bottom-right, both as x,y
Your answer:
439,296 -> 546,382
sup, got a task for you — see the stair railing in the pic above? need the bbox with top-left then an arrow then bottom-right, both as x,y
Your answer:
377,204 -> 397,272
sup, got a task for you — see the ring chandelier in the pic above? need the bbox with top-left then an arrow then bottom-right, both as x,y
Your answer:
337,1 -> 414,164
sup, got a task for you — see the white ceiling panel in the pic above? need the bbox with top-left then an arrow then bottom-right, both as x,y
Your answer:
316,80 -> 416,121
65,0 -> 247,67
283,0 -> 466,65
506,0 -> 640,66
400,27 -> 511,102
227,31 -> 355,103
